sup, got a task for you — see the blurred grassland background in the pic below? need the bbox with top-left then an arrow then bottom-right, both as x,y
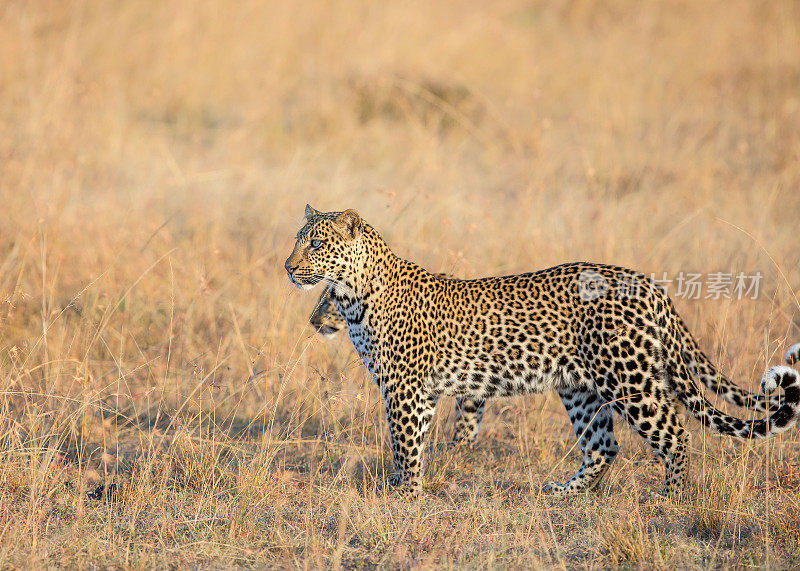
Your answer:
1,0 -> 800,567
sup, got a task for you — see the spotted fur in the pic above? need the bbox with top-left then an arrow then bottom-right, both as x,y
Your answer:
286,206 -> 800,499
309,279 -> 487,444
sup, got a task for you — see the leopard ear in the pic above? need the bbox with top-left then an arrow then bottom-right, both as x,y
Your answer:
304,204 -> 320,219
333,209 -> 362,239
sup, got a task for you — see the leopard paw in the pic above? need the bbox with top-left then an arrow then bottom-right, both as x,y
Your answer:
377,475 -> 421,499
395,481 -> 422,500
542,481 -> 568,496
376,473 -> 404,493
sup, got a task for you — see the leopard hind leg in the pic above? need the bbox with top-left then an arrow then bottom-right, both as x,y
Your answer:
602,383 -> 689,497
543,387 -> 619,495
592,328 -> 690,498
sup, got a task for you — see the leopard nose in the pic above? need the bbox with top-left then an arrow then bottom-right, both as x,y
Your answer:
284,260 -> 298,275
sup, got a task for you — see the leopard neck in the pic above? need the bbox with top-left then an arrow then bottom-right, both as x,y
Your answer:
330,223 -> 400,302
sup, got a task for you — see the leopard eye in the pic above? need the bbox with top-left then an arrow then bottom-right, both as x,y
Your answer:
310,239 -> 324,250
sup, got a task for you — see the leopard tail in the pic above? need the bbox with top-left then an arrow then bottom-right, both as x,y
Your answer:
665,320 -> 800,439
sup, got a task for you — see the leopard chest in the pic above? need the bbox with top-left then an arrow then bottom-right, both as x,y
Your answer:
346,320 -> 374,361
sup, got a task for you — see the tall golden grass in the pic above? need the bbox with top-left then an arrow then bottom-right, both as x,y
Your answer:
1,0 -> 799,566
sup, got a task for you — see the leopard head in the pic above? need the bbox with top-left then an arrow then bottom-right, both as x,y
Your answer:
284,205 -> 363,291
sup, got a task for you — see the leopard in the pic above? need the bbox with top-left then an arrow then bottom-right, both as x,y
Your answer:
309,278 -> 487,445
285,205 -> 800,499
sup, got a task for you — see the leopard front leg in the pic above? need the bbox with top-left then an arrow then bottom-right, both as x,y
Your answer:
382,387 -> 437,499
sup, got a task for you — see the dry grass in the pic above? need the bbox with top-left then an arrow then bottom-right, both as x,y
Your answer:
1,0 -> 800,567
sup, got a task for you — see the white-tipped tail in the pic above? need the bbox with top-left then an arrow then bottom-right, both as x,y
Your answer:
762,365 -> 797,393
687,365 -> 800,439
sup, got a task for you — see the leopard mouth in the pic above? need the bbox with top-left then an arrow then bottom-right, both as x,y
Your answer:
289,273 -> 324,290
